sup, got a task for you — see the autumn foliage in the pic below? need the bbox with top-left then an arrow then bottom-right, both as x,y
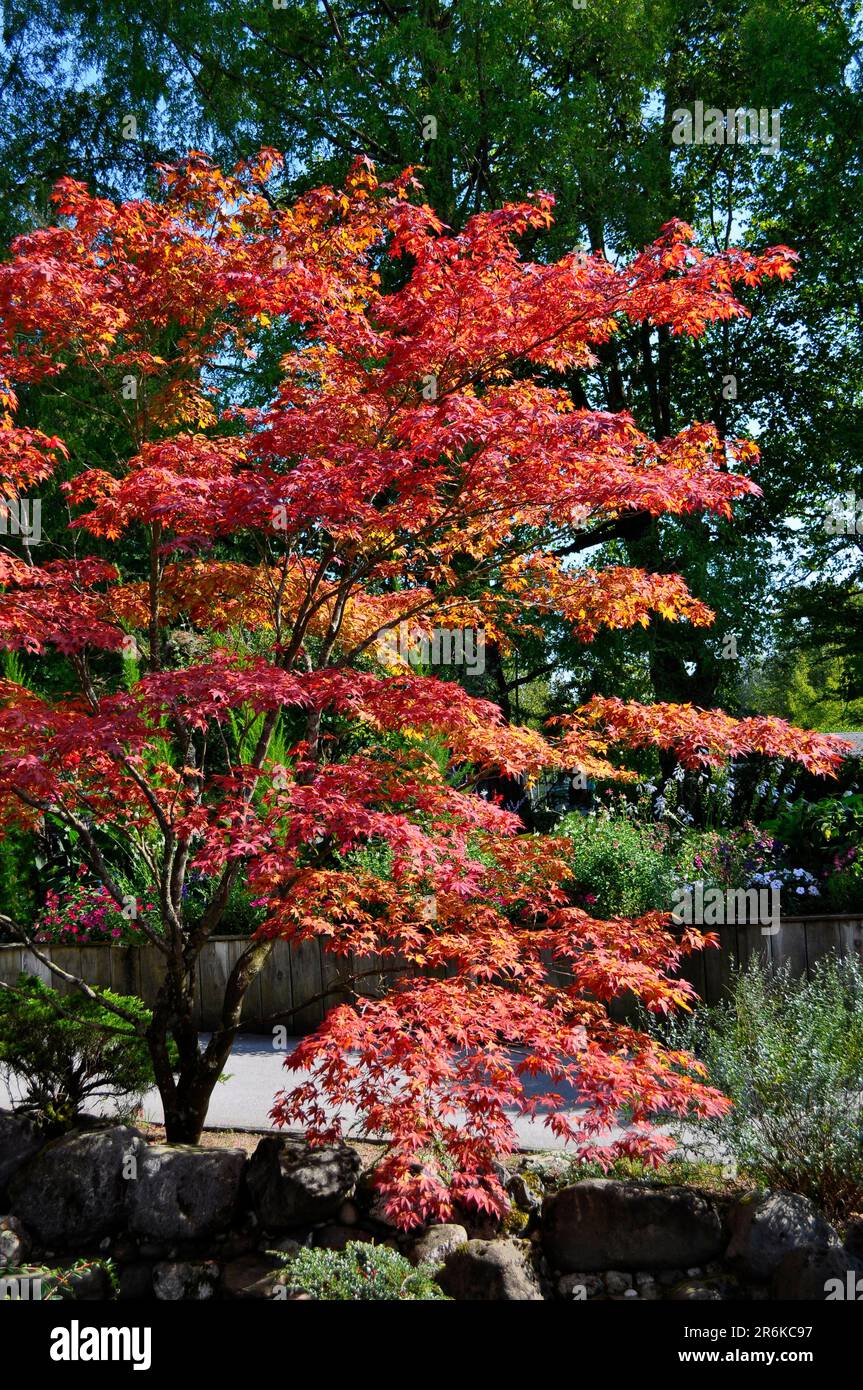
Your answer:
0,150 -> 847,1225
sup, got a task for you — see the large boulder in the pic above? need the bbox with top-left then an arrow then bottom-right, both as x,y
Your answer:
245,1135 -> 361,1230
409,1223 -> 469,1267
118,1263 -> 156,1301
8,1125 -> 144,1246
0,1111 -> 44,1194
312,1224 -> 376,1251
437,1239 -> 543,1301
0,1214 -> 31,1265
127,1144 -> 246,1241
772,1246 -> 863,1301
153,1260 -> 220,1300
725,1191 -> 841,1281
221,1254 -> 288,1300
542,1181 -> 725,1273
844,1217 -> 863,1262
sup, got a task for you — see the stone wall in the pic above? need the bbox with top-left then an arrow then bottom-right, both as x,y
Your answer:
1,1111 -> 859,1301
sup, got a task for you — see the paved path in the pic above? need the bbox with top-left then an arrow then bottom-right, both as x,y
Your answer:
135,1033 -> 633,1151
4,1032 -> 712,1155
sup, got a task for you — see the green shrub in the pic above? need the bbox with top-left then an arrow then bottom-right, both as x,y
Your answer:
270,1242 -> 449,1300
558,814 -> 673,917
762,793 -> 863,912
656,956 -> 863,1220
0,974 -> 161,1130
545,1153 -> 734,1195
0,1258 -> 118,1300
0,826 -> 38,937
181,872 -> 267,937
823,857 -> 863,913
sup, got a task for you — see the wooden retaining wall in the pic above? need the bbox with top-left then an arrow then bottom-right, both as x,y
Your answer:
1,916 -> 861,1032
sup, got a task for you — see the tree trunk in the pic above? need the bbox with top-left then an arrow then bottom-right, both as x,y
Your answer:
160,1077 -> 215,1145
146,937 -> 275,1144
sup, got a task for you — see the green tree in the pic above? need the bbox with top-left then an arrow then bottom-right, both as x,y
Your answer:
2,0 -> 861,719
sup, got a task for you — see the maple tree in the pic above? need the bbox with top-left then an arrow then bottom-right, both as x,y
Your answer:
0,150 -> 848,1225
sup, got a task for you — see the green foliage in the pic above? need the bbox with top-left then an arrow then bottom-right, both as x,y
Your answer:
822,860 -> 863,914
553,1154 -> 733,1195
0,663 -> 39,928
338,838 -> 395,880
765,792 -> 863,863
227,705 -> 290,778
1,0 -> 860,722
270,1242 -> 449,1301
745,649 -> 863,733
0,825 -> 38,931
0,974 -> 162,1130
558,812 -> 673,917
181,873 -> 267,938
764,793 -> 863,912
0,1258 -> 118,1300
659,958 -> 863,1220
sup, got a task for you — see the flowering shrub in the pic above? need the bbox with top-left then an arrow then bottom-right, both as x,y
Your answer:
823,845 -> 863,913
33,880 -> 155,945
559,813 -> 674,917
625,759 -> 794,831
560,817 -> 834,920
764,792 -> 863,912
747,865 -> 820,905
671,826 -> 822,908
